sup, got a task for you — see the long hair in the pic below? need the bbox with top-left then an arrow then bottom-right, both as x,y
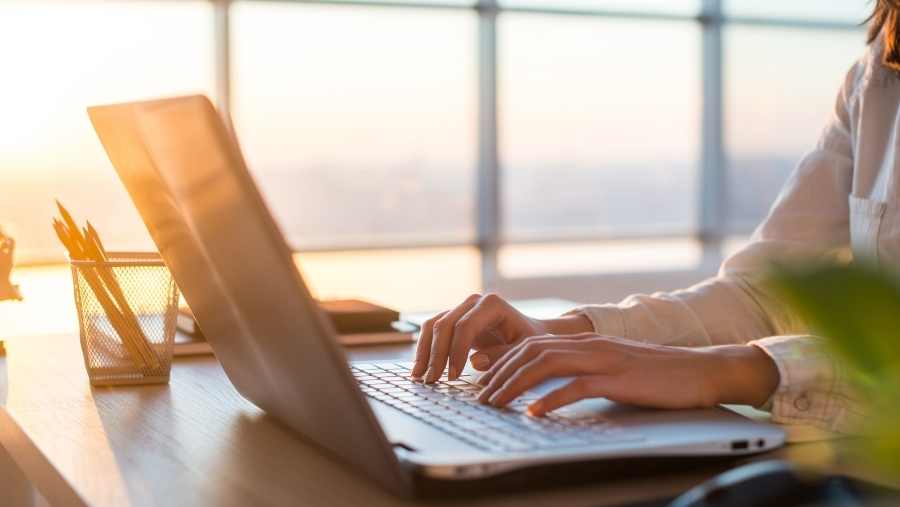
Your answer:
869,0 -> 900,71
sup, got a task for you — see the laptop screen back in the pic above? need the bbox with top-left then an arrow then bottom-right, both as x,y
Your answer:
88,95 -> 411,495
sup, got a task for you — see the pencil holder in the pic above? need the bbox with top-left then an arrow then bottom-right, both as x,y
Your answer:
70,252 -> 179,386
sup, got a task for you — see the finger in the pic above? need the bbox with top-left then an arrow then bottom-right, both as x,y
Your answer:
469,343 -> 513,371
425,294 -> 482,383
527,376 -> 606,416
477,335 -> 599,395
412,311 -> 448,377
475,334 -> 561,388
447,294 -> 517,379
486,350 -> 600,407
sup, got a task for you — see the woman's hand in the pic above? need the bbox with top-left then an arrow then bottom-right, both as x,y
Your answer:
475,334 -> 781,416
411,294 -> 592,383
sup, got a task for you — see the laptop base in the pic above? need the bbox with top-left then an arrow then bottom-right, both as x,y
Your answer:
412,454 -> 747,499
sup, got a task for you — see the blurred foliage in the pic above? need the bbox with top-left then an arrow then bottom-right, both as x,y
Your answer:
775,263 -> 900,471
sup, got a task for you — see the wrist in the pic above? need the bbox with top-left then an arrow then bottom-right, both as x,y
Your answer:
707,345 -> 781,406
542,314 -> 593,336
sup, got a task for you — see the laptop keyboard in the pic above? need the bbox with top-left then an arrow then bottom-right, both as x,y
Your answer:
352,362 -> 645,453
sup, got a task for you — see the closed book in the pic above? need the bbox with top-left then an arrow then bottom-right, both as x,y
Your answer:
174,331 -> 212,356
174,327 -> 415,356
177,306 -> 203,337
175,302 -> 416,355
316,299 -> 400,334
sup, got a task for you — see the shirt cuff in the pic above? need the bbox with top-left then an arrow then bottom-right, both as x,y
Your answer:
563,305 -> 628,339
749,335 -> 870,434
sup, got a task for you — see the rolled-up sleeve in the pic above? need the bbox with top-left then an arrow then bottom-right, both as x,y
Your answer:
750,335 -> 873,434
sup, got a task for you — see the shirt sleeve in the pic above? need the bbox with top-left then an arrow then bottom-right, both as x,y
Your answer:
566,60 -> 862,348
749,335 -> 873,434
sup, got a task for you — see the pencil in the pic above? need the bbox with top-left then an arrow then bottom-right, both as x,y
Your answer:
54,221 -> 149,368
54,207 -> 161,369
83,226 -> 160,368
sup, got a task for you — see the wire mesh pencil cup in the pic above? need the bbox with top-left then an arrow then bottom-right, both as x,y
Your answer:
70,252 -> 179,386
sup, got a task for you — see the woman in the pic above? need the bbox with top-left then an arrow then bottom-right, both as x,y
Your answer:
411,0 -> 900,434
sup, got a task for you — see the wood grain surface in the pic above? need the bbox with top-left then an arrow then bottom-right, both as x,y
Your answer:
0,334 -> 741,507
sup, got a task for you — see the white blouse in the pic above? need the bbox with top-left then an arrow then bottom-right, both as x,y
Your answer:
572,37 -> 900,434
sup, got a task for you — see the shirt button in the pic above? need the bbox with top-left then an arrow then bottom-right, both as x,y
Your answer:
793,394 -> 811,411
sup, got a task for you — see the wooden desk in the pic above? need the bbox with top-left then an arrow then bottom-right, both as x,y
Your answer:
0,333 -> 758,507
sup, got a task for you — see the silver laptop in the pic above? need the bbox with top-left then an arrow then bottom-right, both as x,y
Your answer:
87,95 -> 785,497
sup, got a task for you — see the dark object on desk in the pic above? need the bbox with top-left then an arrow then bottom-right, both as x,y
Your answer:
668,459 -> 898,507
175,330 -> 211,356
178,300 -> 405,336
318,299 -> 401,334
317,299 -> 415,345
175,304 -> 414,354
0,226 -> 22,301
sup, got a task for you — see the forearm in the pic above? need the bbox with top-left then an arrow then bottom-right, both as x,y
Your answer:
542,314 -> 593,336
704,345 -> 781,407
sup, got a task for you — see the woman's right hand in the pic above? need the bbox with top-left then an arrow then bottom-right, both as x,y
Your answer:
410,293 -> 592,383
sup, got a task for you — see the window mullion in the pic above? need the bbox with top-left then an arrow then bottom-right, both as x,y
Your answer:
477,0 -> 501,292
214,0 -> 234,135
700,0 -> 724,266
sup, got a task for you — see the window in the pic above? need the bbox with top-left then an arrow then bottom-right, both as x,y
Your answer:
499,14 -> 700,243
0,0 -> 869,302
231,2 -> 477,250
0,0 -> 214,263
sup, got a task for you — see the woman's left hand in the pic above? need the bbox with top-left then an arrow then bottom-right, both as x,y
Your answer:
475,333 -> 780,416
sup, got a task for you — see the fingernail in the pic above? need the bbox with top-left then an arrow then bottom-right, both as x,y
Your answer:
488,389 -> 505,406
477,387 -> 493,403
474,372 -> 490,387
527,399 -> 544,416
424,366 -> 436,384
470,353 -> 489,369
448,365 -> 458,381
411,360 -> 422,377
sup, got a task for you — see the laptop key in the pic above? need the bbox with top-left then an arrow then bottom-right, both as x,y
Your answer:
437,413 -> 472,423
405,397 -> 434,407
489,436 -> 536,452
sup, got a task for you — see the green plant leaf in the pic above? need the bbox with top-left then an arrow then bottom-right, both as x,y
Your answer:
773,264 -> 900,388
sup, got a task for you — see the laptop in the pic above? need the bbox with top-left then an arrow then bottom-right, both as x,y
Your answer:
87,95 -> 785,497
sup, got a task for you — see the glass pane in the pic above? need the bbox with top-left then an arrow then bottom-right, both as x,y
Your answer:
499,14 -> 701,242
0,0 -> 214,264
232,3 -> 477,251
724,26 -> 867,229
498,0 -> 699,16
724,0 -> 870,23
